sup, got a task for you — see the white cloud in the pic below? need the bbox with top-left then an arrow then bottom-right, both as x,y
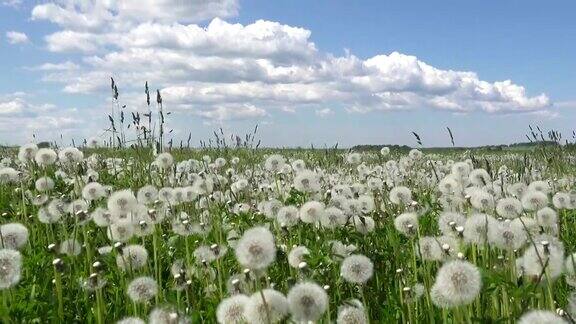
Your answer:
0,93 -> 93,143
27,2 -> 551,129
315,108 -> 333,117
6,31 -> 29,44
1,0 -> 21,8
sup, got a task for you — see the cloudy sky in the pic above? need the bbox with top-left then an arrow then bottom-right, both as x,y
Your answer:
0,0 -> 575,147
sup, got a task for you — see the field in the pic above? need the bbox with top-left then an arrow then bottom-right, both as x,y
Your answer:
1,141 -> 576,323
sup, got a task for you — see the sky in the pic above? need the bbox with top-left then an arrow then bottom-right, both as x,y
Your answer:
0,0 -> 575,148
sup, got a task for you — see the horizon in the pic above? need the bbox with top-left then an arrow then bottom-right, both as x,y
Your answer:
1,0 -> 575,147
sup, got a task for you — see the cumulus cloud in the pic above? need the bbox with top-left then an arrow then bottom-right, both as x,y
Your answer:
315,108 -> 333,117
28,1 -> 551,126
0,93 -> 88,142
6,31 -> 29,44
1,0 -> 21,8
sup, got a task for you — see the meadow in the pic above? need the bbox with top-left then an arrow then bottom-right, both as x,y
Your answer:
1,135 -> 576,323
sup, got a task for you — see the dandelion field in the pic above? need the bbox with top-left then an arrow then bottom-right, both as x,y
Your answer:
2,138 -> 576,323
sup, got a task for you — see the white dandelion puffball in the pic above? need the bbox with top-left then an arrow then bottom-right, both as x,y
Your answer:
299,201 -> 325,224
340,254 -> 374,284
438,211 -> 466,237
18,143 -> 38,162
521,190 -> 549,211
116,244 -> 149,271
216,294 -> 249,324
127,276 -> 158,303
522,242 -> 564,281
82,182 -> 106,201
0,248 -> 22,289
0,223 -> 29,250
108,189 -> 138,215
264,154 -> 286,172
337,302 -> 368,324
149,307 -> 188,324
394,212 -> 419,236
320,207 -> 347,229
389,186 -> 412,205
137,185 -> 158,204
287,282 -> 329,322
235,226 -> 276,270
58,147 -> 84,164
288,246 -> 310,268
495,197 -> 523,219
107,219 -> 135,242
380,146 -> 390,156
35,148 -> 57,166
276,206 -> 300,227
59,239 -> 82,256
463,213 -> 496,245
155,152 -> 174,170
431,260 -> 482,308
35,176 -> 55,192
117,317 -> 145,324
244,289 -> 288,324
518,310 -> 568,324
293,170 -> 321,193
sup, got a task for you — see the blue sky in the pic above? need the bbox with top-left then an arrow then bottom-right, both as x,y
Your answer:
0,0 -> 574,147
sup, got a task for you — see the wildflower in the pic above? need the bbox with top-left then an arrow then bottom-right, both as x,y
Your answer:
552,192 -> 570,209
235,227 -> 276,270
352,216 -> 375,234
288,246 -> 310,268
517,310 -> 567,324
149,307 -> 189,324
38,207 -> 61,224
337,301 -> 367,324
380,147 -> 390,156
18,143 -> 38,162
155,152 -> 174,170
431,260 -> 481,308
35,148 -> 58,166
536,207 -> 558,228
438,212 -> 466,237
82,182 -> 106,201
463,213 -> 496,245
496,197 -> 523,219
58,147 -> 84,164
340,254 -> 374,284
35,176 -> 55,192
276,206 -> 299,227
468,169 -> 491,186
487,220 -> 527,251
0,223 -> 28,250
107,219 -> 134,242
293,170 -> 321,193
521,190 -> 549,211
469,190 -> 495,211
451,162 -> 471,177
299,201 -> 325,223
117,317 -> 145,324
217,294 -> 249,324
522,239 -> 565,282
418,236 -> 444,261
389,186 -> 412,205
264,154 -> 286,172
244,289 -> 288,324
345,153 -> 362,165
0,249 -> 22,289
528,180 -> 552,194
287,282 -> 329,322
0,167 -> 19,184
127,276 -> 157,303
58,238 -> 82,256
116,245 -> 149,271
394,212 -> 419,236
108,189 -> 137,215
